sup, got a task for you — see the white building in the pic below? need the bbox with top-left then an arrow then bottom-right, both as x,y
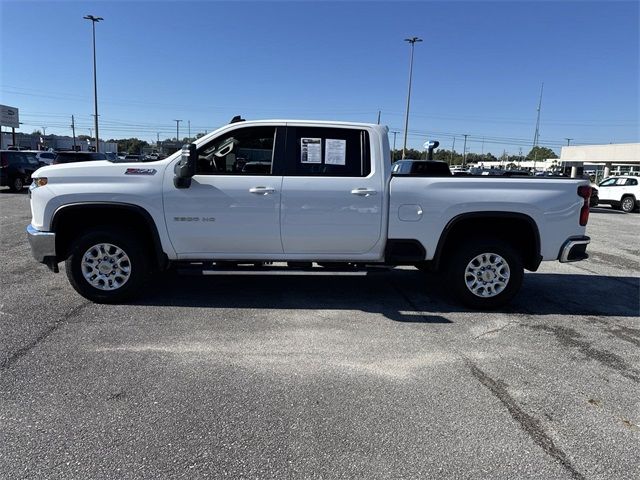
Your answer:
558,143 -> 639,178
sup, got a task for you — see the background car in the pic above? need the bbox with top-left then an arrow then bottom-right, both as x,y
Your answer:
52,152 -> 108,164
31,151 -> 56,165
0,150 -> 41,191
596,176 -> 639,212
391,159 -> 452,176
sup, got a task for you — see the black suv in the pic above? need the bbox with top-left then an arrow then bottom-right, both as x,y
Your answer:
0,150 -> 42,192
391,160 -> 452,177
52,151 -> 107,164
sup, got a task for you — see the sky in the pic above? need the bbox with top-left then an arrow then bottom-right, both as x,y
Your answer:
1,0 -> 638,155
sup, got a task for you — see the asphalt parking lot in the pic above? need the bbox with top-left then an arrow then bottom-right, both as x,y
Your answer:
1,190 -> 638,480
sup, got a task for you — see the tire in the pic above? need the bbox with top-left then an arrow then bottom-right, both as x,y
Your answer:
445,238 -> 524,309
9,177 -> 24,192
620,196 -> 635,213
65,228 -> 149,303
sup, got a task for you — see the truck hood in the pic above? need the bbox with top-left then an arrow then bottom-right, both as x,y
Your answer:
34,160 -> 168,183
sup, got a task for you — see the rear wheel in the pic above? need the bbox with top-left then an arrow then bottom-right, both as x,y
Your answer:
445,238 -> 524,309
621,196 -> 635,213
9,177 -> 24,192
65,228 -> 149,303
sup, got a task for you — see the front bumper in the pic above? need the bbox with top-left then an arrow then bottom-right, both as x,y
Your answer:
558,236 -> 590,263
26,224 -> 56,264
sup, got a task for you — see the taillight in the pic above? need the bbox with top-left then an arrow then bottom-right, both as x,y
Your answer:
577,185 -> 591,226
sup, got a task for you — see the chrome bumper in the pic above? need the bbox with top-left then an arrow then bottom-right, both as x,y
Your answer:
559,236 -> 590,263
26,224 -> 56,263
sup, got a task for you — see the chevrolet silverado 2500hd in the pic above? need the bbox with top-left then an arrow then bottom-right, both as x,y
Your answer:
26,120 -> 591,308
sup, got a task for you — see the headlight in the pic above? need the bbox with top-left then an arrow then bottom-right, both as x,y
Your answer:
32,177 -> 48,187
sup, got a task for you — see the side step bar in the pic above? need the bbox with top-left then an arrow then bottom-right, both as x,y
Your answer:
174,262 -> 393,276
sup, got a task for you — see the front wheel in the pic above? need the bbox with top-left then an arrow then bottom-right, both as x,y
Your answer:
445,239 -> 524,309
9,177 -> 24,192
621,196 -> 636,213
65,228 -> 149,303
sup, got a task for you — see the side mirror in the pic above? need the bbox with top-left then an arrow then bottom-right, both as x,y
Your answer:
174,143 -> 197,189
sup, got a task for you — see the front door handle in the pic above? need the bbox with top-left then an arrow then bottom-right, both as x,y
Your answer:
249,186 -> 276,195
351,188 -> 377,197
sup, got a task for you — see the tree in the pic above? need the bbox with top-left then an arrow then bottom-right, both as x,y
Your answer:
526,146 -> 557,161
31,130 -> 42,136
104,137 -> 149,154
390,148 -> 425,161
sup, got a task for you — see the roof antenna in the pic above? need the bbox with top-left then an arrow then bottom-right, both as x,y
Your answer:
230,115 -> 245,124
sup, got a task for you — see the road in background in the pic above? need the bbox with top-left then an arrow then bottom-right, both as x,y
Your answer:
1,191 -> 638,479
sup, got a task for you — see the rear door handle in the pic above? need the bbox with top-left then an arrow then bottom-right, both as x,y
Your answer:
249,186 -> 276,195
351,188 -> 377,197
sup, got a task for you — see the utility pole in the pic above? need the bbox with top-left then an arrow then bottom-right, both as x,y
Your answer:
188,120 -> 191,140
481,137 -> 485,155
462,134 -> 468,167
450,136 -> 456,164
84,15 -> 103,152
532,82 -> 544,172
390,130 -> 399,160
71,115 -> 77,149
562,138 -> 572,174
42,126 -> 46,136
402,36 -> 422,159
377,110 -> 381,125
174,119 -> 182,142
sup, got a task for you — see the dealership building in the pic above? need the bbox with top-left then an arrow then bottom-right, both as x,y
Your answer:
558,143 -> 639,178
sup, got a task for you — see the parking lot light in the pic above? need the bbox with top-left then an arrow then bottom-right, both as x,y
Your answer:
83,14 -> 103,153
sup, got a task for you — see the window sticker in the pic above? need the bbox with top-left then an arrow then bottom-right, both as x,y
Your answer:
325,139 -> 346,165
300,138 -> 321,163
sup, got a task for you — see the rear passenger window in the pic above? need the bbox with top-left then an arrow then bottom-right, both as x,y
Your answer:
285,127 -> 371,177
626,178 -> 638,186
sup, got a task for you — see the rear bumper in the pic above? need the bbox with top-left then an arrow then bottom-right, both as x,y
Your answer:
558,236 -> 590,263
26,224 -> 56,263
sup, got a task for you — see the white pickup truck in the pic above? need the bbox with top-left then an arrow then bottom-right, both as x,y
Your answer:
26,119 -> 592,308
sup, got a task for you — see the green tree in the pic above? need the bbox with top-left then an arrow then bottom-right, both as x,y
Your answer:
526,146 -> 557,161
106,137 -> 149,154
31,129 -> 42,136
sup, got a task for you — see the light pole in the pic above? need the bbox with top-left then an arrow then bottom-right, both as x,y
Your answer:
402,36 -> 422,159
84,14 -> 103,152
174,119 -> 182,142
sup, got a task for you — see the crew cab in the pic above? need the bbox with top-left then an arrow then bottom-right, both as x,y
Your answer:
595,176 -> 639,213
26,119 -> 592,308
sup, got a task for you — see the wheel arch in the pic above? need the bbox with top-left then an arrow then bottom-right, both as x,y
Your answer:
432,211 -> 542,272
51,202 -> 168,270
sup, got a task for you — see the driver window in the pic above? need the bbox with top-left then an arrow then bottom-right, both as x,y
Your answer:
196,126 -> 275,175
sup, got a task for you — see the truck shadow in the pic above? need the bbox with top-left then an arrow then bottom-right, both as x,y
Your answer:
134,269 -> 639,322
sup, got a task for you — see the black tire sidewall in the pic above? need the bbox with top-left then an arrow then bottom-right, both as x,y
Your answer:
446,239 -> 524,309
66,228 -> 148,303
10,177 -> 23,192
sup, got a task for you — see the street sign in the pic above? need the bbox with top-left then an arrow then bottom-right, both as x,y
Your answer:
0,104 -> 19,128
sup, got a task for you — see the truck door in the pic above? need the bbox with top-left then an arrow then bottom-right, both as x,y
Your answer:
163,125 -> 285,256
280,126 -> 384,257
